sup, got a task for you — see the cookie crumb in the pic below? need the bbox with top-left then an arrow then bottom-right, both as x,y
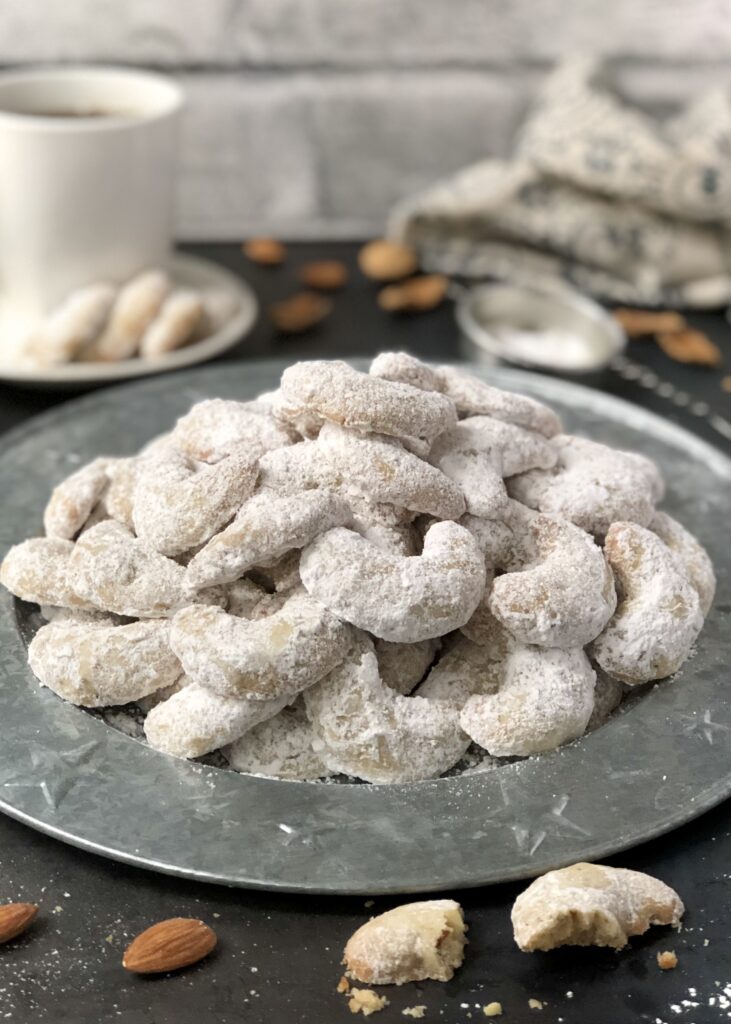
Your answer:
657,950 -> 678,970
337,976 -> 351,994
483,1003 -> 503,1017
402,1007 -> 427,1019
528,998 -> 544,1009
348,988 -> 389,1016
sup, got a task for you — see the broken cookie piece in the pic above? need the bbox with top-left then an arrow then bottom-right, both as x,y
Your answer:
344,899 -> 466,985
512,862 -> 683,952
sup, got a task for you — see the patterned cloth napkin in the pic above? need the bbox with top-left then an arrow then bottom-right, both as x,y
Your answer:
389,58 -> 731,307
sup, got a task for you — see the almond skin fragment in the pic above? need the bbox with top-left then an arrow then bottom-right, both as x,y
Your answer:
378,275 -> 448,313
0,903 -> 38,944
358,240 -> 418,282
270,292 -> 332,333
299,260 -> 349,291
243,238 -> 287,266
122,917 -> 217,974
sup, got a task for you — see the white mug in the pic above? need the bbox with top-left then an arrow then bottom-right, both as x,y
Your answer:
0,66 -> 183,327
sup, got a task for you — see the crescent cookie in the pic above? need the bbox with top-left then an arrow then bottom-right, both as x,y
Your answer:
185,490 -> 352,591
224,701 -> 329,780
169,590 -> 354,700
508,434 -> 664,539
0,537 -> 92,610
279,360 -> 457,455
132,444 -> 259,556
28,618 -> 181,707
171,397 -> 296,463
590,522 -> 703,685
300,522 -> 486,643
488,502 -> 616,648
304,637 -> 469,783
369,352 -> 561,437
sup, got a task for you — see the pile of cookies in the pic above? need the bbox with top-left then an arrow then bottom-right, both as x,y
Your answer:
0,355 -> 715,783
20,269 -> 230,367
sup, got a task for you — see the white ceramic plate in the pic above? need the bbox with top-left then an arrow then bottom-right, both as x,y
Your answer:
0,252 -> 258,389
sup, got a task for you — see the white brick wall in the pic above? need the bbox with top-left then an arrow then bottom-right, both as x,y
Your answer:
2,0 -> 730,237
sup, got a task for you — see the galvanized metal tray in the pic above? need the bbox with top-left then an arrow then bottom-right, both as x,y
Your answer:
0,361 -> 729,894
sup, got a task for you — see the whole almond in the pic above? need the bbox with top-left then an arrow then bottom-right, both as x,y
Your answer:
269,291 -> 332,333
122,917 -> 217,974
613,307 -> 687,337
657,328 -> 722,367
243,238 -> 287,266
358,240 -> 418,282
378,274 -> 448,313
0,903 -> 38,944
298,260 -> 349,291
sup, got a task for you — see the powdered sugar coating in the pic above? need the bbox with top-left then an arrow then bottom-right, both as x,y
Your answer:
435,364 -> 562,437
26,283 -> 116,366
104,457 -> 138,530
279,360 -> 457,455
261,425 -> 465,521
508,434 -> 665,539
317,424 -> 465,520
429,416 -> 557,518
144,679 -> 288,758
374,637 -> 441,695
304,637 -> 469,783
172,397 -> 296,463
0,537 -> 91,609
68,521 -> 203,618
417,633 -> 503,706
169,591 -> 353,700
247,549 -> 302,596
86,270 -> 170,361
344,899 -> 466,985
369,352 -> 443,393
591,522 -> 704,685
351,516 -> 419,556
460,640 -> 596,756
185,490 -> 352,590
132,444 -> 258,557
225,702 -> 328,780
28,618 -> 181,707
649,511 -> 716,616
139,289 -> 204,358
370,352 -> 561,438
488,502 -> 616,648
224,578 -> 288,619
43,457 -> 112,540
512,862 -> 684,951
458,514 -> 514,567
300,522 -> 485,642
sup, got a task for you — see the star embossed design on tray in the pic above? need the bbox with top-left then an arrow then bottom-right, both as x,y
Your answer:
1,739 -> 103,811
678,709 -> 731,746
474,777 -> 591,857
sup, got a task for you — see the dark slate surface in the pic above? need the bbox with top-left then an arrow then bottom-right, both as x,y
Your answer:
0,243 -> 729,1024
